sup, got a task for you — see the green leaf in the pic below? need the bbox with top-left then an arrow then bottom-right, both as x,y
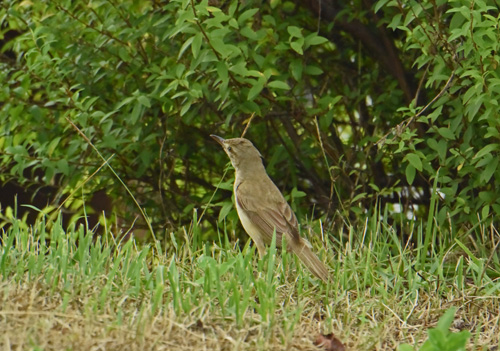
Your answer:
481,157 -> 498,183
207,6 -> 222,12
418,339 -> 434,351
290,60 -> 303,81
437,127 -> 456,140
485,126 -> 500,139
118,47 -> 131,62
448,331 -> 471,351
137,95 -> 151,108
211,38 -> 230,58
427,105 -> 443,123
436,307 -> 456,332
270,0 -> 280,9
217,61 -> 229,82
178,35 -> 195,59
481,205 -> 490,218
238,9 -> 259,24
473,144 -> 499,160
287,26 -> 303,38
436,140 -> 448,163
351,192 -> 368,203
229,61 -> 248,76
427,138 -> 438,150
191,33 -> 202,58
290,40 -> 303,55
218,202 -> 233,222
304,65 -> 323,75
388,13 -> 402,29
56,159 -> 69,176
115,96 -> 136,110
291,187 -> 306,198
405,153 -> 423,171
455,239 -> 481,267
305,34 -> 328,46
227,17 -> 238,28
427,329 -> 447,349
247,70 -> 263,78
130,103 -> 143,124
217,180 -> 234,191
180,100 -> 192,116
267,80 -> 290,90
47,137 -> 61,156
374,0 -> 390,13
479,190 -> 495,203
247,77 -> 265,101
240,26 -> 257,40
406,164 -> 416,185
397,345 -> 414,351
43,160 -> 55,182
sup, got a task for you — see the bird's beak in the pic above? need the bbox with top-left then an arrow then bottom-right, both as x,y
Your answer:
210,134 -> 225,146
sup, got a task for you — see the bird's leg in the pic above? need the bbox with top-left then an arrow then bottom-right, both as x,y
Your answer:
253,239 -> 266,258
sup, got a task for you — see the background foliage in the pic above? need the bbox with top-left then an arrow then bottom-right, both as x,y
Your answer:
1,0 -> 499,239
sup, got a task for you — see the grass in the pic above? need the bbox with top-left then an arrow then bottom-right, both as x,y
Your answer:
1,212 -> 500,350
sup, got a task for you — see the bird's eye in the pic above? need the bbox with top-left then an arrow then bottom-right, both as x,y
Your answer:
227,146 -> 232,151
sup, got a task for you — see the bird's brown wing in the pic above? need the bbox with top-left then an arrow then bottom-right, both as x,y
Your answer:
236,180 -> 301,245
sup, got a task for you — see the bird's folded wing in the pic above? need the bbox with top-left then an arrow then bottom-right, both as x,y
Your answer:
236,184 -> 301,243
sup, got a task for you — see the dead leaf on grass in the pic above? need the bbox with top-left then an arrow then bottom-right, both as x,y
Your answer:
314,333 -> 346,351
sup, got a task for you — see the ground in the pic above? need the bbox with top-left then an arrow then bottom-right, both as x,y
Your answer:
1,220 -> 499,350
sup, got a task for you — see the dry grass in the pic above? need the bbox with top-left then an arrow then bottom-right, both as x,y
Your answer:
1,276 -> 499,350
1,219 -> 500,351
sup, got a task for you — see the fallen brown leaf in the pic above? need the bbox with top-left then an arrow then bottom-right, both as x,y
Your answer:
314,333 -> 346,351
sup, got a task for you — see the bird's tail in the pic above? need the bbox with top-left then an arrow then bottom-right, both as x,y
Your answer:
288,238 -> 329,282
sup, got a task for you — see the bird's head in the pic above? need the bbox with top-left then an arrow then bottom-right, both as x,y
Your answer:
210,135 -> 263,170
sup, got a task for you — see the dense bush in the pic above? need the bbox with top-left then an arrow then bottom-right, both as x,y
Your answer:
0,0 -> 499,238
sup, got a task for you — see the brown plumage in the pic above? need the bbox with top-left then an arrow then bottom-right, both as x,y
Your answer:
211,135 -> 329,282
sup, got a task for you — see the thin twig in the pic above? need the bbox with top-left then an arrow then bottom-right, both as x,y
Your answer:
158,133 -> 168,218
56,154 -> 115,212
241,112 -> 256,138
474,224 -> 500,296
188,0 -> 243,89
196,167 -> 229,226
376,70 -> 455,146
65,117 -> 161,256
313,116 -> 340,217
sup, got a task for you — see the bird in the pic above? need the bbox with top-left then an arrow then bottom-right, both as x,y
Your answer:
211,135 -> 329,282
